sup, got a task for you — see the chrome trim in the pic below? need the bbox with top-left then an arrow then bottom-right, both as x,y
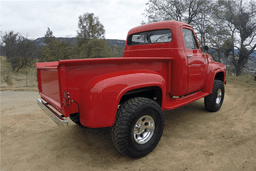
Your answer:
133,115 -> 155,144
216,89 -> 222,105
37,98 -> 68,127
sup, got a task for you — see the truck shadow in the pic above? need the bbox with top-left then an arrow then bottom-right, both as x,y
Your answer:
52,100 -> 208,165
163,99 -> 209,138
164,99 -> 206,127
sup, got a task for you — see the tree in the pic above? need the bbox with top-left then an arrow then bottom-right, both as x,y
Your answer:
215,0 -> 256,76
1,31 -> 20,70
76,13 -> 105,47
1,31 -> 19,68
110,45 -> 124,57
202,4 -> 232,62
74,12 -> 112,59
40,39 -> 71,62
43,27 -> 54,45
15,37 -> 37,71
206,24 -> 230,62
192,0 -> 214,47
1,31 -> 37,72
143,0 -> 213,46
143,0 -> 210,24
78,39 -> 111,58
40,27 -> 73,62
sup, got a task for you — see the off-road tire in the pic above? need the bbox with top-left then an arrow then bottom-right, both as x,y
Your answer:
204,80 -> 225,112
69,113 -> 82,126
110,97 -> 164,158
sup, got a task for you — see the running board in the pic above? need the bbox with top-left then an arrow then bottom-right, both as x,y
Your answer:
163,91 -> 209,110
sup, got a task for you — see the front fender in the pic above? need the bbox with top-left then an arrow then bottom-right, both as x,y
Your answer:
203,62 -> 226,94
79,72 -> 165,128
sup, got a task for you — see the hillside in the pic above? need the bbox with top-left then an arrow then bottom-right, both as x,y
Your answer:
33,37 -> 126,47
208,48 -> 256,73
1,54 -> 256,91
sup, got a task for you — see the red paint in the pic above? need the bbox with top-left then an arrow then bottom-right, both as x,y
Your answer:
36,21 -> 226,128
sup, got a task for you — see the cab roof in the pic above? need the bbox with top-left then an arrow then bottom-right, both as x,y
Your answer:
127,21 -> 192,36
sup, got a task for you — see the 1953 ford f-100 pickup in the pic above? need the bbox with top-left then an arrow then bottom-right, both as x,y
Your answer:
37,21 -> 226,158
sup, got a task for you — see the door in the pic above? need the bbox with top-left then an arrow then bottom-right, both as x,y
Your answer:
182,28 -> 207,94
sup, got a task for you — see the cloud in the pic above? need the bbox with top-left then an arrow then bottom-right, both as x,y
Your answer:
1,0 -> 148,40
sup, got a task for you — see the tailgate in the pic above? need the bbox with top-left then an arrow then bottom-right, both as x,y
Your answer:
36,61 -> 64,114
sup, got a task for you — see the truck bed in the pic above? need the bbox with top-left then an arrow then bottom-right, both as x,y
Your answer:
37,57 -> 173,118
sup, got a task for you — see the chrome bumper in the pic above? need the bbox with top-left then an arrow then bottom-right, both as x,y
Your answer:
37,98 -> 68,127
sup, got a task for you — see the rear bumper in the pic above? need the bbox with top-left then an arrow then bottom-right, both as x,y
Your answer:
37,98 -> 68,127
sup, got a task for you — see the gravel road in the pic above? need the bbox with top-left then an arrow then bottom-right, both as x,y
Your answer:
1,83 -> 256,171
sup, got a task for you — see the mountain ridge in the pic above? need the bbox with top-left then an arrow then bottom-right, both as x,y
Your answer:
33,37 -> 126,47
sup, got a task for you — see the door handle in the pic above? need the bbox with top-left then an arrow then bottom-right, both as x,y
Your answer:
187,55 -> 192,58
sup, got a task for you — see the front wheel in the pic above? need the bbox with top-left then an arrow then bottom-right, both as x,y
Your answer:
110,97 -> 164,158
204,80 -> 225,112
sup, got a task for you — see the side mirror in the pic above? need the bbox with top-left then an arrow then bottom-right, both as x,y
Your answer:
203,46 -> 209,51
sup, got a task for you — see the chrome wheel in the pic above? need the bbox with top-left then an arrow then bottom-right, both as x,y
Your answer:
133,115 -> 155,145
111,97 -> 164,158
216,89 -> 222,104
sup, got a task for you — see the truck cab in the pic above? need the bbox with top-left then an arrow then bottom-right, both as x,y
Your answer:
123,21 -> 225,96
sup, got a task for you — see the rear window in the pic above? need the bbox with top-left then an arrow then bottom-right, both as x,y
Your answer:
128,29 -> 172,46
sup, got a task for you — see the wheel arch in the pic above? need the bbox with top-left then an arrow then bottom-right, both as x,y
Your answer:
119,86 -> 163,107
203,69 -> 226,94
215,72 -> 225,82
79,72 -> 166,128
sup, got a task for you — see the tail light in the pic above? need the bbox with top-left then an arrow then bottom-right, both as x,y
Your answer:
63,91 -> 72,107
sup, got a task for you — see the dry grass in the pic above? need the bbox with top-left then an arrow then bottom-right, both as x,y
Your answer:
226,72 -> 256,90
0,56 -> 38,89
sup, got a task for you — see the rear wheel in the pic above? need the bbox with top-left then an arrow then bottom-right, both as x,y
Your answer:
110,97 -> 164,158
69,113 -> 82,126
204,80 -> 225,112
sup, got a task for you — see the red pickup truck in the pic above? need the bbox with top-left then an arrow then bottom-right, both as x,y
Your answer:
37,21 -> 226,158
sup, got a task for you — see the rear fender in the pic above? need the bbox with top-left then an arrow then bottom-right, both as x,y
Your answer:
79,72 -> 165,128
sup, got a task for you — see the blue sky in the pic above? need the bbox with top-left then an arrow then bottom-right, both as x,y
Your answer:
0,0 -> 148,40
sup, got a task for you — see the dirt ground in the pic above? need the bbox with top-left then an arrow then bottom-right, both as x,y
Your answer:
1,83 -> 256,171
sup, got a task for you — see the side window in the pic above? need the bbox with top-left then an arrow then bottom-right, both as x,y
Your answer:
128,29 -> 172,46
182,28 -> 199,49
